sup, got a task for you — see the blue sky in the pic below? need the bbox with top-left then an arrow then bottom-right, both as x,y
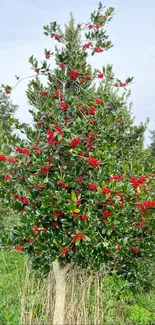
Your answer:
0,0 -> 155,145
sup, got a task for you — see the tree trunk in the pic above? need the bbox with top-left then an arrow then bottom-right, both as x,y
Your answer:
52,260 -> 70,325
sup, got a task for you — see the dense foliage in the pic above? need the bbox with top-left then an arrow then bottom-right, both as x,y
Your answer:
0,3 -> 155,276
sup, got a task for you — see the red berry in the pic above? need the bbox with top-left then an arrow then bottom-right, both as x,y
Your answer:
98,73 -> 104,78
0,154 -> 6,161
60,102 -> 69,111
116,244 -> 121,251
59,63 -> 65,69
4,174 -> 11,181
95,98 -> 103,104
82,42 -> 92,49
45,54 -> 50,59
81,215 -> 88,221
55,34 -> 60,41
15,245 -> 23,251
131,247 -> 139,254
120,82 -> 127,87
94,47 -> 104,53
95,24 -> 100,29
51,221 -> 58,227
34,68 -> 39,73
75,233 -> 85,240
88,24 -> 94,29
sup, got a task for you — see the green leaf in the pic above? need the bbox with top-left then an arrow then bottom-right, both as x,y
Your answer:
75,239 -> 81,246
29,55 -> 34,64
71,191 -> 77,202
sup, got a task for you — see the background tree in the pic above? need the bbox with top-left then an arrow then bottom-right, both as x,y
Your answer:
0,89 -> 21,234
0,88 -> 20,154
0,3 -> 155,324
149,130 -> 155,158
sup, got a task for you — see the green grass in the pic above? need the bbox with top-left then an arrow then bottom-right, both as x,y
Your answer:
0,249 -> 155,325
100,276 -> 155,325
0,250 -> 25,325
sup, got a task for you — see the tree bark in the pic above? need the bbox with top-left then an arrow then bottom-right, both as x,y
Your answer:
52,260 -> 70,325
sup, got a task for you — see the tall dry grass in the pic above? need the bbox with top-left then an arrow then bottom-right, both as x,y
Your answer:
3,250 -> 155,325
19,263 -> 123,325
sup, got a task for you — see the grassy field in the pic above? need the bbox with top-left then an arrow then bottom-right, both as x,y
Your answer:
1,249 -> 155,325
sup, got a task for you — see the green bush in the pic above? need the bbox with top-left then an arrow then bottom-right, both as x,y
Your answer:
126,304 -> 151,325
